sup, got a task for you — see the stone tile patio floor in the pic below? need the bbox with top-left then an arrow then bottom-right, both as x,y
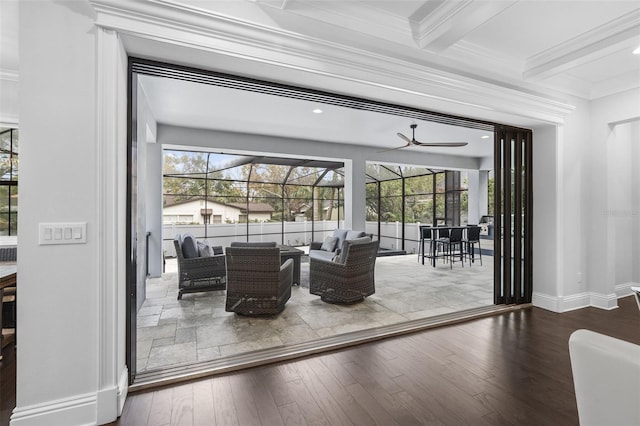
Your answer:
137,253 -> 494,373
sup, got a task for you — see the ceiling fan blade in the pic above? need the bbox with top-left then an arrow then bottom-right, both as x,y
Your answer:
412,141 -> 468,147
397,132 -> 412,144
377,142 -> 411,153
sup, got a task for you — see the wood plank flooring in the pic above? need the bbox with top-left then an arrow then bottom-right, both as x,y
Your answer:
112,296 -> 640,426
1,296 -> 638,426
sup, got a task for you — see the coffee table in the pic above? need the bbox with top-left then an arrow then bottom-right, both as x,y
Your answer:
279,246 -> 305,286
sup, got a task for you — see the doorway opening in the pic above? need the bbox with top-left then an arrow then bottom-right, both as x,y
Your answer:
127,58 -> 532,385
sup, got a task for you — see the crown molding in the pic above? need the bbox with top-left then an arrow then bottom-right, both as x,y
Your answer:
524,9 -> 640,80
89,0 -> 575,124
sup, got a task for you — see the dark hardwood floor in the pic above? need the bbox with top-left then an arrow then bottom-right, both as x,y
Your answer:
113,296 -> 640,426
2,297 -> 639,425
1,341 -> 15,426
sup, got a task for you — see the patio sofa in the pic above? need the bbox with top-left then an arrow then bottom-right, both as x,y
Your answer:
309,229 -> 370,262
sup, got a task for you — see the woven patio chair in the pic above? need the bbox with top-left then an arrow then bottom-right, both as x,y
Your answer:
174,234 -> 227,300
310,238 -> 379,304
225,246 -> 293,316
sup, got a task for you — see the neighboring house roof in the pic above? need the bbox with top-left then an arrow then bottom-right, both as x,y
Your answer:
164,197 -> 274,213
227,202 -> 274,213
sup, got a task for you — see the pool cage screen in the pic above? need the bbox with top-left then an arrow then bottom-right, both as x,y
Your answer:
163,150 -> 468,252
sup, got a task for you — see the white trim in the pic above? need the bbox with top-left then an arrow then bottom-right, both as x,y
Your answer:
117,367 -> 129,416
615,282 -> 640,299
524,9 -> 640,80
533,291 -> 621,313
10,393 -> 97,426
0,116 -> 19,127
88,0 -> 575,125
95,27 -> 128,424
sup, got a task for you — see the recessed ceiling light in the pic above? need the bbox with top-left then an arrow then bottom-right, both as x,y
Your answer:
634,46 -> 640,55
312,108 -> 323,114
481,135 -> 490,139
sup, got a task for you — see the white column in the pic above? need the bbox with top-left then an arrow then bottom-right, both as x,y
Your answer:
467,171 -> 480,225
479,170 -> 489,218
343,157 -> 367,230
467,170 -> 489,225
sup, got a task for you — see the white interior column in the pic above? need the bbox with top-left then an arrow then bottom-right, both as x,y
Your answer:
467,171 -> 480,225
146,141 -> 163,278
467,170 -> 489,224
479,170 -> 489,218
343,157 -> 367,230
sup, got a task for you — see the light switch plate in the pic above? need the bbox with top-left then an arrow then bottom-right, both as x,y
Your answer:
39,222 -> 87,245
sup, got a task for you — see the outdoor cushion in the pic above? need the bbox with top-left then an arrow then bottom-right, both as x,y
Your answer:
181,234 -> 199,258
309,250 -> 335,262
197,241 -> 213,257
337,236 -> 372,264
345,230 -> 366,240
321,236 -> 338,252
332,229 -> 349,249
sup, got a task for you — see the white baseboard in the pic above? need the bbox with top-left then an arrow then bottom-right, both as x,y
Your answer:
117,367 -> 129,417
533,291 -> 619,313
10,367 -> 129,426
615,282 -> 640,298
10,393 -> 96,426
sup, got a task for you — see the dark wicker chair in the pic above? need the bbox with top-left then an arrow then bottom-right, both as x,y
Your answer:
225,246 -> 293,316
174,235 -> 227,300
310,239 -> 379,304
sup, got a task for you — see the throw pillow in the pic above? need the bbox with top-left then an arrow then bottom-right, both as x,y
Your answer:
332,229 -> 349,249
345,230 -> 366,240
197,241 -> 213,257
321,235 -> 338,252
181,234 -> 199,258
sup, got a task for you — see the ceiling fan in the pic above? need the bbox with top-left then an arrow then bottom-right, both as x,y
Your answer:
379,124 -> 469,152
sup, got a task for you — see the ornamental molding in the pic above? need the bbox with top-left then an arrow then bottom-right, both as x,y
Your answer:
89,0 -> 575,124
525,9 -> 640,80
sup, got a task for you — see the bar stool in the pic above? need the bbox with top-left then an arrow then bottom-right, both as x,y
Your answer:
464,225 -> 483,266
418,226 -> 434,265
442,227 -> 464,268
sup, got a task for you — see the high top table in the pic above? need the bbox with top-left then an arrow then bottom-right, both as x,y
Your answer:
0,263 -> 17,360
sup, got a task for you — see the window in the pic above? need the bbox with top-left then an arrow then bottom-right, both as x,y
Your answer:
0,128 -> 18,236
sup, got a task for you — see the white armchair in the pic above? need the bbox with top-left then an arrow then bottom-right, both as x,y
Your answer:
569,329 -> 640,426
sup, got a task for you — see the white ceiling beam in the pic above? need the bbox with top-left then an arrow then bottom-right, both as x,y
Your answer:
250,0 -> 290,10
524,9 -> 640,81
409,0 -> 518,53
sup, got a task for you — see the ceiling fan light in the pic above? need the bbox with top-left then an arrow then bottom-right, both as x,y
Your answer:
481,135 -> 490,139
312,108 -> 323,114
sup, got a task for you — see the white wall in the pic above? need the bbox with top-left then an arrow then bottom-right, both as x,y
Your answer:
533,89 -> 640,312
15,2 -> 127,425
588,88 -> 640,304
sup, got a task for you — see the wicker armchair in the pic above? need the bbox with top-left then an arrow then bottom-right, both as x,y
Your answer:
310,239 -> 379,304
225,246 -> 293,316
174,235 -> 227,300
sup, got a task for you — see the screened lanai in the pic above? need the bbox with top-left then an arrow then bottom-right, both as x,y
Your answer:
162,149 -> 487,256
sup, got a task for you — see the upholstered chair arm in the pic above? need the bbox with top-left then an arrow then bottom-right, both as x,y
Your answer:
279,258 -> 294,289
